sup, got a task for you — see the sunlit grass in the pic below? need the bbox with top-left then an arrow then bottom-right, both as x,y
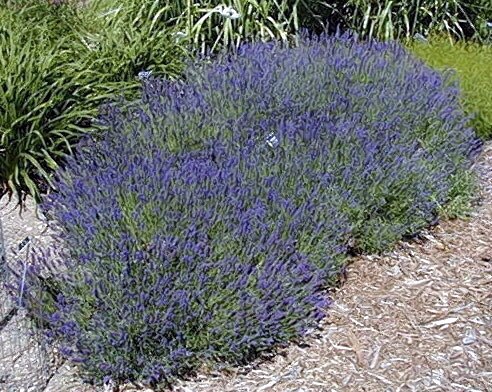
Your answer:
407,33 -> 492,140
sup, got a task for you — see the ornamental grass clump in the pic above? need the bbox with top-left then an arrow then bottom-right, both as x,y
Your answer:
0,0 -> 187,207
13,32 -> 482,389
294,0 -> 492,42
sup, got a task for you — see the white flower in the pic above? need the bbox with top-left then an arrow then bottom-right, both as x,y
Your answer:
215,5 -> 241,20
103,377 -> 115,392
413,33 -> 428,43
173,31 -> 188,42
487,21 -> 492,29
266,133 -> 279,148
137,70 -> 152,80
80,36 -> 99,51
99,7 -> 122,18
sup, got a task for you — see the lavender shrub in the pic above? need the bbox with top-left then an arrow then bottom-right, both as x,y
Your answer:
19,134 -> 343,387
112,31 -> 482,251
16,32 -> 482,388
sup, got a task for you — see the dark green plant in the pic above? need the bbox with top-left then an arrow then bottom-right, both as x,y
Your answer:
292,0 -> 492,42
0,3 -> 95,206
74,0 -> 187,79
470,0 -> 492,42
0,0 -> 188,208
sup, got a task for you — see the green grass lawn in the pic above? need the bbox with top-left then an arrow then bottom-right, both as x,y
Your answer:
406,34 -> 492,141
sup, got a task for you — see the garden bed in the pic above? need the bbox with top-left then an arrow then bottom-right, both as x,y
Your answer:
2,2 -> 491,390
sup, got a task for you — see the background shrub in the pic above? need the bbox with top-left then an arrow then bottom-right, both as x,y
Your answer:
293,0 -> 492,42
407,34 -> 492,140
0,0 -> 94,203
13,32 -> 482,389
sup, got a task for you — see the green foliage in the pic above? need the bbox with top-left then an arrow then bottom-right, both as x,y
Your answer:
407,34 -> 492,140
293,0 -> 492,42
0,1 -> 94,205
472,0 -> 492,42
75,0 -> 187,79
0,0 -> 188,208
